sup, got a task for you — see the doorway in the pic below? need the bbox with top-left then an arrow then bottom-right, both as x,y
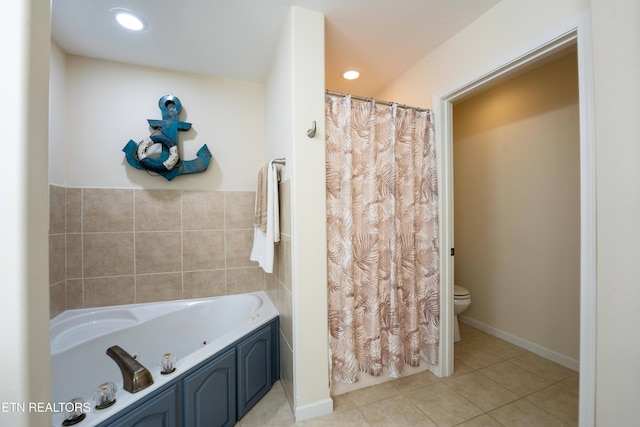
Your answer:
432,11 -> 596,426
452,46 -> 580,369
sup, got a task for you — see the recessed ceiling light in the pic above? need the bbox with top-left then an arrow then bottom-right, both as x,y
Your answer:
343,70 -> 360,80
111,8 -> 147,31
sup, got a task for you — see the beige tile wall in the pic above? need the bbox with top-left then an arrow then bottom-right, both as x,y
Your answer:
49,182 -> 294,403
266,178 -> 294,406
49,185 -> 67,317
49,185 -> 265,317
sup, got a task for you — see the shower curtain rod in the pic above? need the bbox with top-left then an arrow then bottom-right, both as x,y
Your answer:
325,90 -> 430,113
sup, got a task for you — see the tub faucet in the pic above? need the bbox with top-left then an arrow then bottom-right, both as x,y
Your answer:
106,345 -> 154,393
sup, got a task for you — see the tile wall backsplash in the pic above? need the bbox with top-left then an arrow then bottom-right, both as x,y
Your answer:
265,179 -> 294,406
49,181 -> 295,410
49,186 -> 266,317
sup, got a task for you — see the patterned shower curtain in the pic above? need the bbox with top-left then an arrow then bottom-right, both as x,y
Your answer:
326,94 -> 440,383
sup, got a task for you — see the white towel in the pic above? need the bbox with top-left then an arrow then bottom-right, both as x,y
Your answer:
250,161 -> 280,273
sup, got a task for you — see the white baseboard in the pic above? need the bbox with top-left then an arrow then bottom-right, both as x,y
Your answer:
459,315 -> 579,372
295,398 -> 333,422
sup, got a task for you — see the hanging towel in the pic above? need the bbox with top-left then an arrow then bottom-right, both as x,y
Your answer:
252,165 -> 268,231
250,161 -> 280,273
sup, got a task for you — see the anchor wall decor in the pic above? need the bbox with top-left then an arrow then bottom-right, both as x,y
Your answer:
123,95 -> 212,181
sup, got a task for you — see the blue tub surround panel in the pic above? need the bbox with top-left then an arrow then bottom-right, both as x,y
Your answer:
184,349 -> 236,427
237,320 -> 275,419
99,386 -> 181,427
96,317 -> 280,427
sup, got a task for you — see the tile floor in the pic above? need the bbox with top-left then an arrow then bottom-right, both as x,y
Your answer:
237,323 -> 579,426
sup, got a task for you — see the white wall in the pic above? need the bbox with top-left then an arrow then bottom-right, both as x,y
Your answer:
1,0 -> 52,425
264,2 -> 296,405
591,0 -> 640,423
265,6 -> 331,420
380,0 -> 640,422
265,18 -> 293,183
377,0 -> 589,109
60,55 -> 264,190
49,41 -> 67,186
289,7 -> 330,419
453,51 -> 580,363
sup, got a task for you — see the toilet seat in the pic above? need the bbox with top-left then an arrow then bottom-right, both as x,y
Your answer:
454,285 -> 470,299
453,285 -> 471,343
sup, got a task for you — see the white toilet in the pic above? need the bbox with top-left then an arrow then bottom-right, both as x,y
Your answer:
454,285 -> 471,343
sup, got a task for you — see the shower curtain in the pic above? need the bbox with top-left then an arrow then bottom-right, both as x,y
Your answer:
326,94 -> 440,383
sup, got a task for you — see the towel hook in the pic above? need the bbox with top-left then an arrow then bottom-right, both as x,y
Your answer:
306,121 -> 317,138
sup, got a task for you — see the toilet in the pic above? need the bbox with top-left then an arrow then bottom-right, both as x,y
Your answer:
454,285 -> 471,343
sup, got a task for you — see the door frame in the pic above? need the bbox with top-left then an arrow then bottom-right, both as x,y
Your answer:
432,9 -> 595,426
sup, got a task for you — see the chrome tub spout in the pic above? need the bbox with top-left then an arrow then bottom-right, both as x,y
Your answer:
106,345 -> 154,393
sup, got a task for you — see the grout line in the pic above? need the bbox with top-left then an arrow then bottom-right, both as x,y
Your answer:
58,188 -> 266,311
132,189 -> 137,303
180,189 -> 184,296
223,192 -> 228,294
80,188 -> 85,308
248,324 -> 578,426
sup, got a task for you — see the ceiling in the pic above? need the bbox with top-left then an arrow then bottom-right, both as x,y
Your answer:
51,0 -> 501,96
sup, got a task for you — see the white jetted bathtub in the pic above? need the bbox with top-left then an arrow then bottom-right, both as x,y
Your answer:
50,291 -> 279,427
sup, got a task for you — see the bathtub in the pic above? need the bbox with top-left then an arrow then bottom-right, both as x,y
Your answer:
50,291 -> 279,426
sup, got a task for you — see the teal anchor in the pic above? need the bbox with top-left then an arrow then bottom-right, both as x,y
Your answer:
123,95 -> 211,181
